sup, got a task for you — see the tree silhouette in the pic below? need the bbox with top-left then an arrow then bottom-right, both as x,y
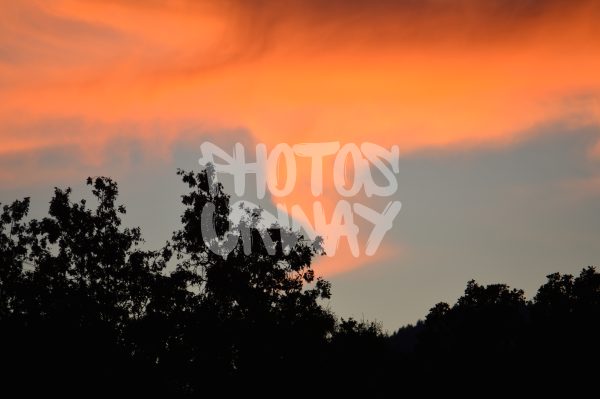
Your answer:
163,167 -> 335,391
2,168 -> 600,394
388,268 -> 600,389
1,168 -> 334,395
2,177 -> 172,394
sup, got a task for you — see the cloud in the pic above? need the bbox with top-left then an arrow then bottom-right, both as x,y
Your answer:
2,0 -> 600,278
2,0 -> 599,151
227,0 -> 600,47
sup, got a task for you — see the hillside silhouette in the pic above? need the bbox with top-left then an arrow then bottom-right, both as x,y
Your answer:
1,167 -> 599,394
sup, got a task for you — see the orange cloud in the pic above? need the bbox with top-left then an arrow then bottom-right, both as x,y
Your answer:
2,0 -> 599,150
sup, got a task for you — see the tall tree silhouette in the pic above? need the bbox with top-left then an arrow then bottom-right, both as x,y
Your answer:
156,167 -> 335,392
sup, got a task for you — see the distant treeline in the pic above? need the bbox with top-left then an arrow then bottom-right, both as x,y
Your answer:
1,169 -> 599,395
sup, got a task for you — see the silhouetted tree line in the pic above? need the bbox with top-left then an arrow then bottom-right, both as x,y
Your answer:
1,168 -> 599,395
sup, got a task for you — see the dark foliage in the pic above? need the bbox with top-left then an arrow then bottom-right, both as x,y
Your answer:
388,268 -> 600,389
1,168 -> 599,394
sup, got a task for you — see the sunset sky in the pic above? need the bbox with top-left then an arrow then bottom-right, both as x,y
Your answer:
2,0 -> 600,328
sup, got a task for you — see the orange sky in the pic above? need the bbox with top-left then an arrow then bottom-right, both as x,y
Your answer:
2,0 -> 600,275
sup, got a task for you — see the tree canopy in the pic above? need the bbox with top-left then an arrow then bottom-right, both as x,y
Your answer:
1,168 -> 600,394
